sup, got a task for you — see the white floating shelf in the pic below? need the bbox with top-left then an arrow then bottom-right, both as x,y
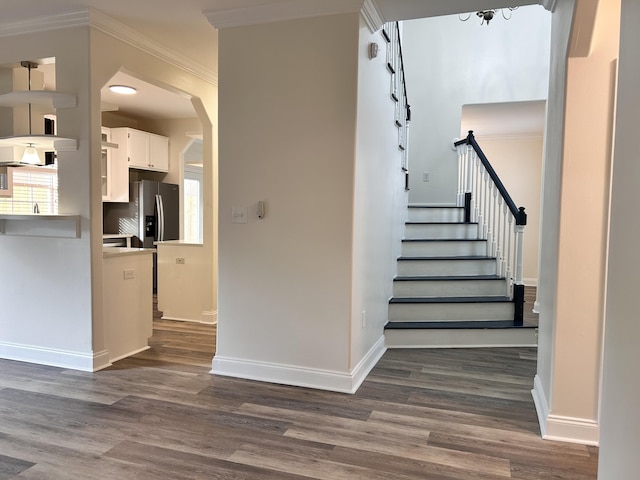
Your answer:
0,135 -> 77,151
0,90 -> 76,109
0,214 -> 81,238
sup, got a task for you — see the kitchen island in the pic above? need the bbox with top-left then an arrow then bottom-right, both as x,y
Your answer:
103,247 -> 154,362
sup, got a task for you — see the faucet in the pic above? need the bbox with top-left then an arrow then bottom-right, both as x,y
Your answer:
33,202 -> 40,214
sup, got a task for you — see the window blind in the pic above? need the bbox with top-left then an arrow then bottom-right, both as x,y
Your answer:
0,167 -> 58,214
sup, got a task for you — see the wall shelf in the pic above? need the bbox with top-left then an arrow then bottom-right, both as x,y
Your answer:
0,135 -> 77,151
0,214 -> 81,238
0,90 -> 76,109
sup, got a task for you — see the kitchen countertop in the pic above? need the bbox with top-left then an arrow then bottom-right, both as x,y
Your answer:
155,240 -> 203,246
103,247 -> 154,258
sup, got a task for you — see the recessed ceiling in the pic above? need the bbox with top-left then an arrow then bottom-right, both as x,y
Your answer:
101,71 -> 196,120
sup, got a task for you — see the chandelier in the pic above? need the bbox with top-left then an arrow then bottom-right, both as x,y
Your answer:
459,7 -> 518,26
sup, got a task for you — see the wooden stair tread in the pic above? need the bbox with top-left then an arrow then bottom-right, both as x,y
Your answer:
385,320 -> 536,329
394,275 -> 503,281
389,296 -> 512,304
398,255 -> 496,261
402,238 -> 486,242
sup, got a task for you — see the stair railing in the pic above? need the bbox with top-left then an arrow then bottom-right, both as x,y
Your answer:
454,131 -> 527,326
382,21 -> 411,187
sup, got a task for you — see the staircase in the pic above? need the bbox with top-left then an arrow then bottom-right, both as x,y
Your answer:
384,205 -> 537,348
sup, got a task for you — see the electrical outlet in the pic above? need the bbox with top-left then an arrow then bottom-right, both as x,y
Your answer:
123,269 -> 135,280
361,310 -> 366,328
423,172 -> 430,182
232,206 -> 248,224
176,257 -> 186,265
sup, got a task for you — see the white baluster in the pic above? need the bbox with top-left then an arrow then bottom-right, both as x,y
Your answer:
456,145 -> 464,207
495,197 -> 503,274
514,224 -> 525,285
506,214 -> 513,296
486,182 -> 494,256
491,188 -> 498,257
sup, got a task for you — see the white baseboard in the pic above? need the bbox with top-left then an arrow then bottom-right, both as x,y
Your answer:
108,346 -> 149,364
524,277 -> 538,287
162,311 -> 217,325
211,336 -> 386,394
532,374 -> 599,446
0,341 -> 111,372
203,310 -> 217,325
532,301 -> 540,314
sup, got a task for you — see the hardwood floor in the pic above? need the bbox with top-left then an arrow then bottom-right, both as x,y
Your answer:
0,294 -> 597,479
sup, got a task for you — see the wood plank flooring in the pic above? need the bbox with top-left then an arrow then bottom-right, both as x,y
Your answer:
0,290 -> 597,479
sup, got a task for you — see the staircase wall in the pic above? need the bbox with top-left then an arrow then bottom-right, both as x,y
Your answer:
350,17 -> 407,372
401,6 -> 552,206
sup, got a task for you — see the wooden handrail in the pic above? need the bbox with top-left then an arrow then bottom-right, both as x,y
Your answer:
454,131 -> 526,225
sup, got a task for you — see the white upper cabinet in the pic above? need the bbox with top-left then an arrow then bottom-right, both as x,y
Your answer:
110,127 -> 169,173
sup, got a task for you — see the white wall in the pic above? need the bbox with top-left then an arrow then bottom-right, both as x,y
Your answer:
0,21 -> 217,372
533,0 -> 619,446
0,27 -> 101,370
476,136 -> 542,284
214,13 -> 367,392
402,6 -> 551,205
350,19 -> 407,371
599,0 -> 640,475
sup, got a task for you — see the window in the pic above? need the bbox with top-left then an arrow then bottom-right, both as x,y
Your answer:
0,166 -> 58,214
184,166 -> 203,243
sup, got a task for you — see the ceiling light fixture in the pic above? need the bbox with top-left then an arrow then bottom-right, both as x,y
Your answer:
109,85 -> 137,95
459,7 -> 518,26
21,144 -> 41,165
20,60 -> 43,166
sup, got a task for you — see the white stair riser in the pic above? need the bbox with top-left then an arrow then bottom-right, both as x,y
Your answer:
397,259 -> 497,276
408,208 -> 464,223
401,241 -> 487,257
393,279 -> 508,298
404,223 -> 479,239
388,302 -> 514,322
385,328 -> 538,348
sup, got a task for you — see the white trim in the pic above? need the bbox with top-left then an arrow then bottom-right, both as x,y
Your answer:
533,300 -> 541,314
0,8 -> 217,87
532,374 -> 551,436
539,0 -> 558,12
211,336 -> 386,394
0,11 -> 89,38
361,0 -> 384,33
204,0 -> 363,29
203,310 -> 217,325
532,375 -> 599,446
350,335 -> 387,391
161,312 -> 217,325
108,346 -> 149,364
524,277 -> 538,287
89,9 -> 218,87
0,341 -> 111,372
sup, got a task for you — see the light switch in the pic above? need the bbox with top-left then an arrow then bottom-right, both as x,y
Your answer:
232,206 -> 248,224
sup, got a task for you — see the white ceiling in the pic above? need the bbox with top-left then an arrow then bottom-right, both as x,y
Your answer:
0,0 -> 548,122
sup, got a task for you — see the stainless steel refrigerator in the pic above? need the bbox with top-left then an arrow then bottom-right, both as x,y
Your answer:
103,180 -> 180,290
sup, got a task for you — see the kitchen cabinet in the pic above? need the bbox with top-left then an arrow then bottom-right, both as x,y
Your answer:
101,127 -> 128,202
110,127 -> 169,173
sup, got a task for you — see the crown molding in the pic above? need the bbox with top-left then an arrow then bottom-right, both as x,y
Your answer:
204,0 -> 364,29
539,0 -> 558,12
361,0 -> 384,33
0,11 -> 90,38
88,9 -> 217,87
0,8 -> 217,87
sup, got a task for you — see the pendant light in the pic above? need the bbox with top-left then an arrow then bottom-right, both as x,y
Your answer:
20,60 -> 43,166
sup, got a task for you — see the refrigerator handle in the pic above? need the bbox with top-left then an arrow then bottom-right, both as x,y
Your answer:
156,194 -> 165,242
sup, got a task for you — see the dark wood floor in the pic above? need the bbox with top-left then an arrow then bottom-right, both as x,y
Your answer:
0,289 -> 598,479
